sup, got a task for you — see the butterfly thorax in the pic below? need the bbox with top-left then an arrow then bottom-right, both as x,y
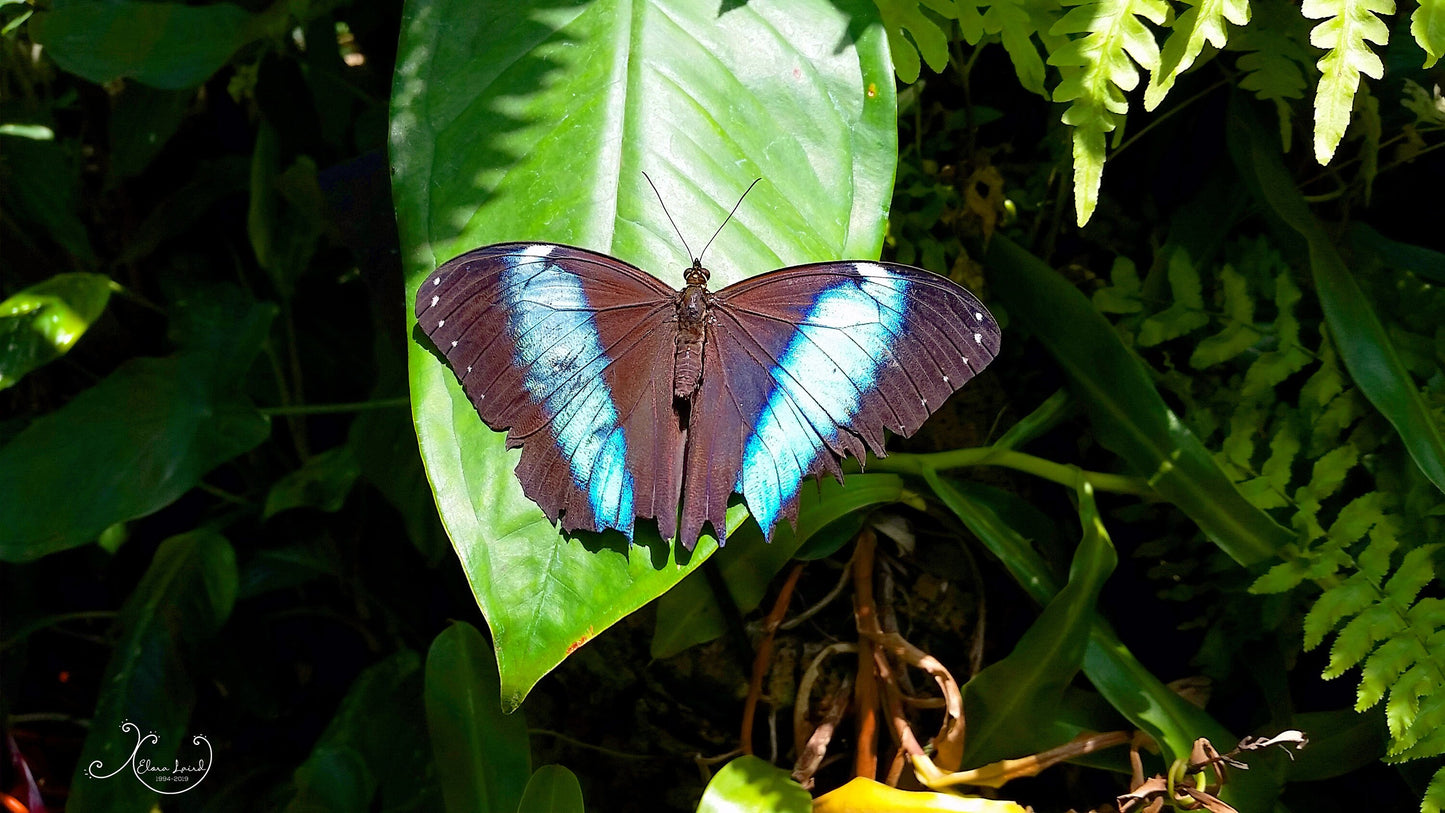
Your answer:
672,261 -> 712,399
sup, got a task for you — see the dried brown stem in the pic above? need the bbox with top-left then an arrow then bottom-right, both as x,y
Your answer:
740,562 -> 804,756
791,675 -> 853,788
852,530 -> 880,779
794,641 -> 858,757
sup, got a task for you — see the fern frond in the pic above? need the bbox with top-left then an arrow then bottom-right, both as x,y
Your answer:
1092,256 -> 1145,313
875,0 -> 957,82
1144,0 -> 1251,109
1092,236 -> 1445,811
1425,764 -> 1445,813
1302,0 -> 1395,163
1303,570 -> 1380,649
1231,0 -> 1315,102
954,0 -> 1058,96
1240,272 -> 1312,398
1402,79 -> 1445,128
1413,0 -> 1445,68
1139,251 -> 1209,345
1191,265 -> 1259,367
1048,0 -> 1168,225
1356,634 -> 1415,709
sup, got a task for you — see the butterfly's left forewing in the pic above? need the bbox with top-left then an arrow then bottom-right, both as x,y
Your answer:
416,243 -> 686,541
680,262 -> 1000,546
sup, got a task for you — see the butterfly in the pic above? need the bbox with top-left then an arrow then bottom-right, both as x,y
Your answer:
415,188 -> 1000,551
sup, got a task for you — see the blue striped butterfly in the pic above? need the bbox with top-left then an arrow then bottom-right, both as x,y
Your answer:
416,185 -> 1000,551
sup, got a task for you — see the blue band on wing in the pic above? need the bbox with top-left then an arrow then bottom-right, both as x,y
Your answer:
738,264 -> 909,535
504,245 -> 635,534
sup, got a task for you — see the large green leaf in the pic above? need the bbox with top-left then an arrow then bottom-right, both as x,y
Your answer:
67,531 -> 238,813
0,295 -> 274,561
424,622 -> 531,813
958,480 -> 1117,768
0,272 -> 114,390
29,0 -> 264,89
1230,95 -> 1445,496
985,235 -> 1294,566
392,0 -> 897,703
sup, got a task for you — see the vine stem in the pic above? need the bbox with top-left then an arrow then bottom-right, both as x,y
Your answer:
872,447 -> 1153,497
261,397 -> 410,416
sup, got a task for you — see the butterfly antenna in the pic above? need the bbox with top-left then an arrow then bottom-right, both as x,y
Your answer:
698,178 -> 761,265
642,171 -> 696,262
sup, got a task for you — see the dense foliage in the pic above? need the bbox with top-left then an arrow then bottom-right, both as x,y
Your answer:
1,1 -> 1442,812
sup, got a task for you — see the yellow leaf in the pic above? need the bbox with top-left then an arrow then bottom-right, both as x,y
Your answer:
813,778 -> 1027,813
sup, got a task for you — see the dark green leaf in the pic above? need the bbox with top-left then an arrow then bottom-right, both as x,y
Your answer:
67,531 -> 238,812
236,541 -> 342,600
0,296 -> 273,561
1231,98 -> 1445,496
925,473 -> 1282,806
349,402 -> 449,563
0,136 -> 94,261
108,84 -> 192,180
264,447 -> 362,518
1284,707 -> 1387,782
118,157 -> 250,265
960,480 -> 1117,767
285,650 -> 436,813
0,272 -> 114,390
30,0 -> 260,89
985,234 -> 1294,566
394,0 -> 896,702
517,765 -> 585,813
249,124 -> 325,298
1349,223 -> 1445,285
424,621 -> 530,813
696,755 -> 810,813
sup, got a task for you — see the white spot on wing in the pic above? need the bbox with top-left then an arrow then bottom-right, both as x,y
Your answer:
973,333 -> 982,343
433,277 -> 441,286
431,295 -> 439,307
451,340 -> 458,348
438,319 -> 445,328
974,311 -> 982,321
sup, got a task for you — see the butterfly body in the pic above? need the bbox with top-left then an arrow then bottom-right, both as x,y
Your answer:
417,241 -> 1000,551
671,261 -> 711,399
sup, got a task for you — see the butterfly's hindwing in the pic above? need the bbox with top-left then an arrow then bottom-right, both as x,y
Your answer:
680,262 -> 1001,544
416,243 -> 683,540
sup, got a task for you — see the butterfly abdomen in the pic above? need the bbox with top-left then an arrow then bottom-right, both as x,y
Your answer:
672,283 -> 708,398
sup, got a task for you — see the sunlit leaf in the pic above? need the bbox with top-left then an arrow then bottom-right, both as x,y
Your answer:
0,272 -> 114,390
696,755 -> 810,813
